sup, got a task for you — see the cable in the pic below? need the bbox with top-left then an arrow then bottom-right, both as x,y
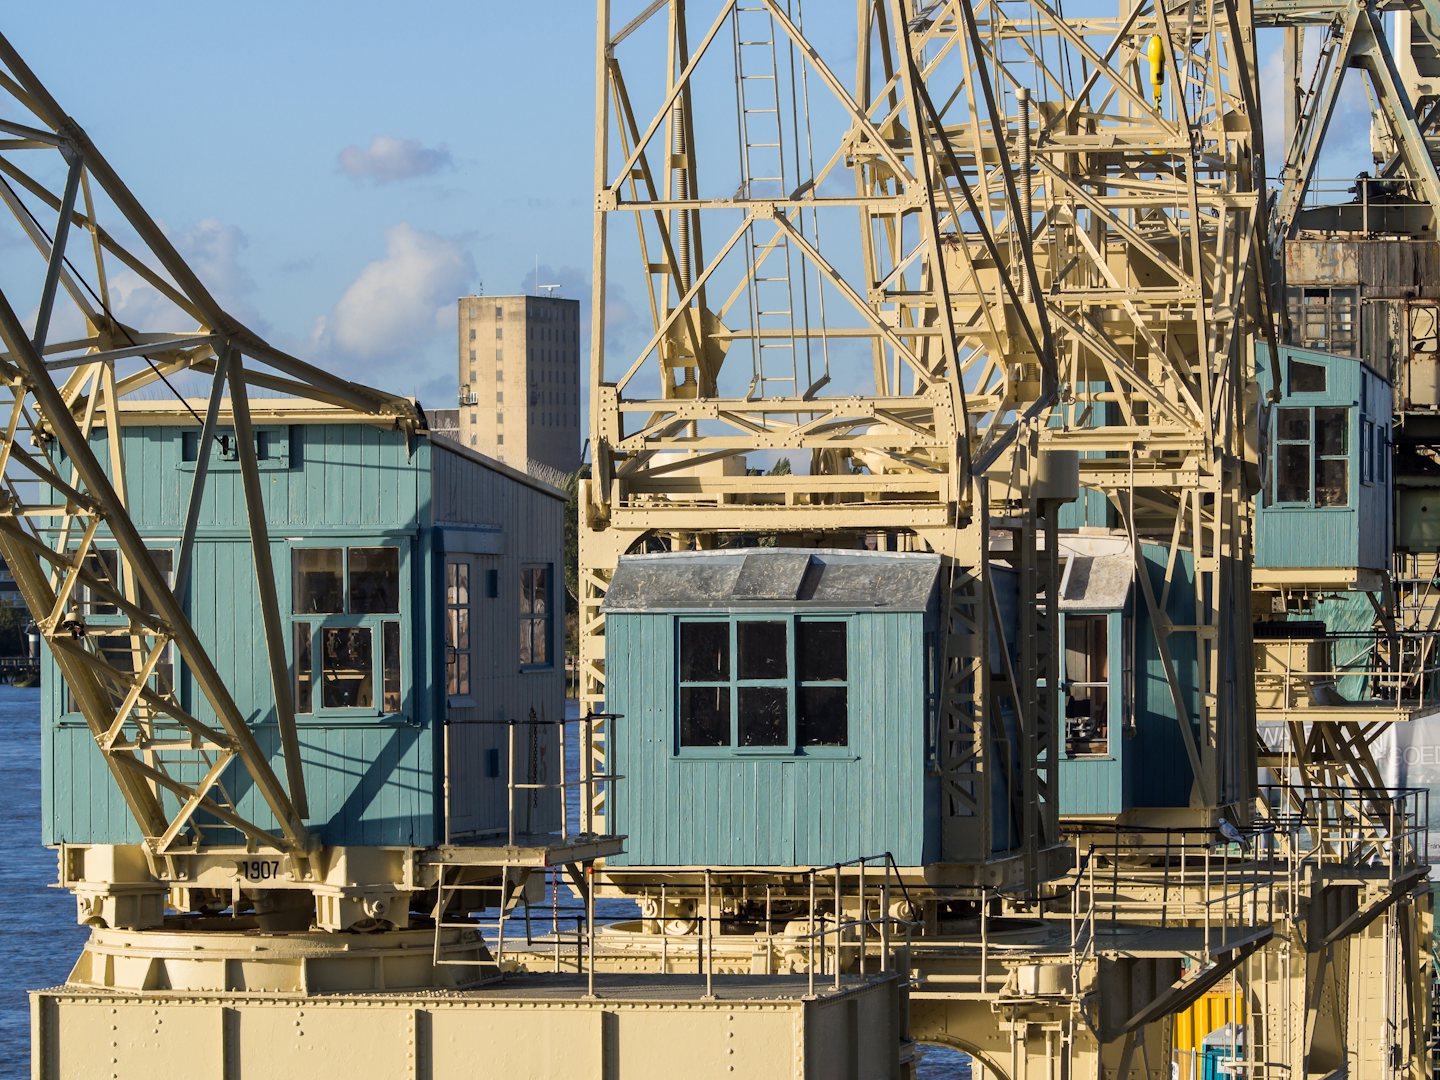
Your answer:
1,171 -> 206,425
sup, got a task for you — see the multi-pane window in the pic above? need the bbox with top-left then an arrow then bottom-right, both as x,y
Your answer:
1287,287 -> 1358,356
1273,406 -> 1349,507
446,561 -> 471,697
677,617 -> 848,752
66,546 -> 175,713
291,546 -> 402,714
520,565 -> 551,666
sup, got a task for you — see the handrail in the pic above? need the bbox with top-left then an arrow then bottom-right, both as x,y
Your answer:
447,713 -> 622,845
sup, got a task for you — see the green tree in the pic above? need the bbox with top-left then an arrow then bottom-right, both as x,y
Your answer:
0,598 -> 24,656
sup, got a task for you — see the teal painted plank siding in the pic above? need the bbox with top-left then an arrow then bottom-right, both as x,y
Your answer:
606,610 -> 934,867
42,421 -> 565,850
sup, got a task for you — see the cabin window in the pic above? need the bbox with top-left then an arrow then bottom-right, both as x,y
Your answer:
383,621 -> 402,713
74,547 -> 174,619
1063,613 -> 1110,756
349,547 -> 400,613
797,621 -> 848,747
293,548 -> 344,613
1288,357 -> 1327,394
676,616 -> 849,753
295,622 -> 313,713
520,565 -> 552,667
322,627 -> 372,709
1272,406 -> 1350,508
290,545 -> 405,715
64,546 -> 176,715
446,560 -> 472,697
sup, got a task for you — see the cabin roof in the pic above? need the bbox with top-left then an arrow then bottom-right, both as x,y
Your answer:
1058,533 -> 1134,610
88,397 -> 565,500
602,549 -> 941,613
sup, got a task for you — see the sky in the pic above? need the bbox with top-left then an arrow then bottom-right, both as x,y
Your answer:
2,3 -> 600,408
0,4 -> 1379,419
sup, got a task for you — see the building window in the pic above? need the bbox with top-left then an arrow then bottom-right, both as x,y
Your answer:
1063,614 -> 1109,756
322,626 -> 373,708
520,565 -> 552,667
676,617 -> 849,752
291,546 -> 403,714
446,560 -> 471,697
469,329 -> 476,342
66,546 -> 176,713
1288,357 -> 1326,394
495,305 -> 503,319
1273,405 -> 1349,507
496,328 -> 503,340
1287,287 -> 1358,356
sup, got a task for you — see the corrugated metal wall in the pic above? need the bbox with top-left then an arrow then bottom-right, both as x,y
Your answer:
605,610 -> 933,867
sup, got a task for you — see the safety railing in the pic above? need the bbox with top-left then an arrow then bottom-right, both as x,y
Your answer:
1253,630 -> 1440,720
442,711 -> 621,845
1062,825 -> 1280,962
475,854 -> 919,999
1257,784 -> 1430,884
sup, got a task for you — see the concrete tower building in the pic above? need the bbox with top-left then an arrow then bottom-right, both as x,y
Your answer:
457,294 -> 582,476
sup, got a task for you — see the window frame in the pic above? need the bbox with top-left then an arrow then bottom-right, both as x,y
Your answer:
445,556 -> 475,705
519,563 -> 555,671
674,613 -> 853,758
61,541 -> 178,717
1270,403 -> 1353,510
288,538 -> 409,721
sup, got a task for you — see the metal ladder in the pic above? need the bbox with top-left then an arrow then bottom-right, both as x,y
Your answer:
430,862 -> 524,976
733,2 -> 803,399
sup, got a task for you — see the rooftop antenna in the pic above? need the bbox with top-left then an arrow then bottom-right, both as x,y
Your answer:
534,254 -> 561,298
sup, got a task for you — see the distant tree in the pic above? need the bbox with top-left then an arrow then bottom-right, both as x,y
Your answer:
0,599 -> 24,656
759,458 -> 792,546
563,465 -> 591,662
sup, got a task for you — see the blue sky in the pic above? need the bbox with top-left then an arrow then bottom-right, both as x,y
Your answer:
0,6 -> 1377,415
4,3 -> 600,406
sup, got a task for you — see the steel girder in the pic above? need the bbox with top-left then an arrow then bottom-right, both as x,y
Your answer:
0,34 -> 418,865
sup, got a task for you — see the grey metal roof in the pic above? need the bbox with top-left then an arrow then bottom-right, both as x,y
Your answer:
601,549 -> 941,613
1057,534 -> 1134,610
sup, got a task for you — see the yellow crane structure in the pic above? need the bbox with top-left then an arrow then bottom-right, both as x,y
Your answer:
10,0 -> 1440,1075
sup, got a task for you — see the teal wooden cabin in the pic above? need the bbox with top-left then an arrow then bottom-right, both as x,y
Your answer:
1050,534 -> 1255,821
1255,343 -> 1393,574
42,402 -> 565,850
602,549 -> 949,868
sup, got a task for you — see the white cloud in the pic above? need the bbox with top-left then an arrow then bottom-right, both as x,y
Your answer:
1258,35 -> 1377,179
337,135 -> 453,184
313,223 -> 474,363
177,217 -> 255,311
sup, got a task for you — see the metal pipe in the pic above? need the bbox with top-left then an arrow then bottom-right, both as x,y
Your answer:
586,865 -> 596,998
808,870 -> 816,997
1017,87 -> 1033,304
704,868 -> 714,1000
558,715 -> 569,841
507,720 -> 517,847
